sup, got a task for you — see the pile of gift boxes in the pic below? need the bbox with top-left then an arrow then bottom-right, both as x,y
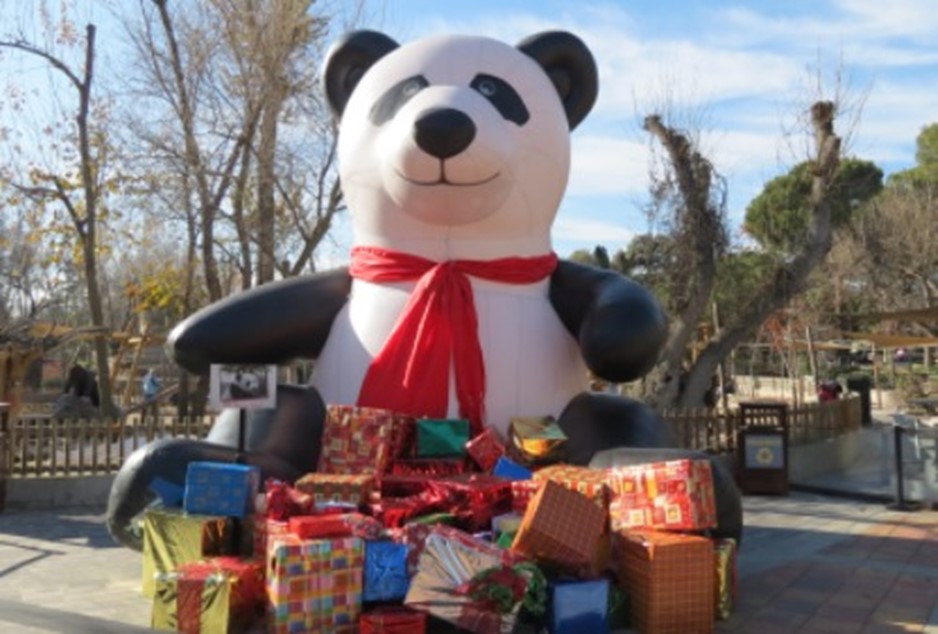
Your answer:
143,404 -> 736,633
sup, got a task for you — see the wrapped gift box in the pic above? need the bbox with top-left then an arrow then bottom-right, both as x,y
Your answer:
492,456 -> 533,481
465,428 -> 506,471
416,418 -> 470,457
267,534 -> 364,634
252,517 -> 289,563
511,481 -> 606,575
142,507 -> 234,598
151,556 -> 264,633
319,404 -> 413,475
714,538 -> 737,621
613,530 -> 715,634
183,462 -> 259,519
386,458 -> 469,477
295,472 -> 375,506
533,464 -> 611,512
288,513 -> 383,541
360,607 -> 427,633
547,578 -> 610,634
429,474 -> 512,532
507,416 -> 566,466
404,525 -> 530,634
510,480 -> 542,514
606,459 -> 717,532
363,540 -> 410,602
263,479 -> 314,521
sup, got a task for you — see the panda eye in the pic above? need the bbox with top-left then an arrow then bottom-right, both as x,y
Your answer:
470,73 -> 529,126
402,78 -> 424,97
370,74 -> 429,125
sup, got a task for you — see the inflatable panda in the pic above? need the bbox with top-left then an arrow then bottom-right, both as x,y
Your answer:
107,30 -> 742,548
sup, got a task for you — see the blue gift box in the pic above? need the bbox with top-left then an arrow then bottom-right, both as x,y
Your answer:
182,461 -> 259,518
363,540 -> 410,602
548,578 -> 610,634
492,456 -> 532,481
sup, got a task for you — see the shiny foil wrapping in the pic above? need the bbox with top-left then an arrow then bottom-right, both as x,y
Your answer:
714,538 -> 737,620
142,507 -> 233,598
465,428 -> 507,471
359,607 -> 427,633
151,557 -> 264,634
404,525 -> 525,633
507,416 -> 567,466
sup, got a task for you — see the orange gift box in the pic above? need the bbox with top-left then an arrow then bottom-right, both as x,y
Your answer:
614,530 -> 715,634
533,464 -> 610,512
606,459 -> 717,532
511,480 -> 606,574
510,480 -> 542,513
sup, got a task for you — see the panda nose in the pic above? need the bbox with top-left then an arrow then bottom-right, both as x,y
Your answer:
413,108 -> 476,159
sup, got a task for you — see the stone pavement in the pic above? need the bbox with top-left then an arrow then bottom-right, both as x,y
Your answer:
1,493 -> 937,633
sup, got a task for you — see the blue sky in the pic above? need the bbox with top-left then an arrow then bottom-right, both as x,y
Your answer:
363,0 -> 938,258
3,1 -> 937,263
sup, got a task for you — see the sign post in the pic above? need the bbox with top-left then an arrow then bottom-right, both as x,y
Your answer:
736,401 -> 789,495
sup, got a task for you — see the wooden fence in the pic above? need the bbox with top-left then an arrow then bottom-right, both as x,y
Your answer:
0,413 -> 213,478
0,397 -> 862,479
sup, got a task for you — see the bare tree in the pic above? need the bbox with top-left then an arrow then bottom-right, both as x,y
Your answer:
638,101 -> 842,407
0,22 -> 119,415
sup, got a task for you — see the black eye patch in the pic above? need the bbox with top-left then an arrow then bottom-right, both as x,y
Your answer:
470,73 -> 529,125
369,75 -> 429,125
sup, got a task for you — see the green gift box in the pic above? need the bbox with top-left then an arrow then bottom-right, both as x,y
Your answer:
416,418 -> 470,457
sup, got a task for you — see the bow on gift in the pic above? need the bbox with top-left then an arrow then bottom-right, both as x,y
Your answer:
264,479 -> 314,520
455,563 -> 547,616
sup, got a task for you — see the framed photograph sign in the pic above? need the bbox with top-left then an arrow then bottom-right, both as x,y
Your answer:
209,364 -> 277,410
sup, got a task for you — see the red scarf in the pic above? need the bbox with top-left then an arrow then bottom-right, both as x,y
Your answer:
349,245 -> 558,434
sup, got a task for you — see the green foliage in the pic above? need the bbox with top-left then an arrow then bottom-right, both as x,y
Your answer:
592,245 -> 610,269
712,249 -> 776,325
887,124 -> 938,188
744,158 -> 883,252
568,249 -> 598,267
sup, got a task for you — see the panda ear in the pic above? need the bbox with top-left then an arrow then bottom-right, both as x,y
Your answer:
518,31 -> 598,131
323,30 -> 399,117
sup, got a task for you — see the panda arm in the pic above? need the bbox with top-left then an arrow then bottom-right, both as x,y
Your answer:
549,260 -> 668,382
168,268 -> 352,374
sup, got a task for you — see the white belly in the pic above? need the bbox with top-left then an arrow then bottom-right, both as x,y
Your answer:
310,278 -> 588,437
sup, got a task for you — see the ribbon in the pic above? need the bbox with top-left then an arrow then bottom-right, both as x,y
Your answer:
351,246 -> 558,435
454,562 -> 547,616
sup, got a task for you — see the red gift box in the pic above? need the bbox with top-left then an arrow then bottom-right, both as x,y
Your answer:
429,474 -> 512,532
360,607 -> 427,633
465,428 -> 506,472
387,458 -> 469,477
175,556 -> 265,634
295,472 -> 376,506
510,480 -> 542,513
318,405 -> 415,475
606,459 -> 717,532
253,517 -> 289,561
288,513 -> 384,540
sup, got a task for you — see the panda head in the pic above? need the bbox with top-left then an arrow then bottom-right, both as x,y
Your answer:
323,31 -> 597,257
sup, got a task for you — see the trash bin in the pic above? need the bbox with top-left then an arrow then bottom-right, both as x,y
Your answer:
846,375 -> 872,425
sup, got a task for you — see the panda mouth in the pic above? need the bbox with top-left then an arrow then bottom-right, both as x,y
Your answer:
397,169 -> 500,187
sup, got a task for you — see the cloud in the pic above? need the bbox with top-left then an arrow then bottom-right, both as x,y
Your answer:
568,135 -> 650,196
552,215 -> 637,253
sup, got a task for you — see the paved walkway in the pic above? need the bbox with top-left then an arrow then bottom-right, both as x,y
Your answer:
1,492 -> 937,633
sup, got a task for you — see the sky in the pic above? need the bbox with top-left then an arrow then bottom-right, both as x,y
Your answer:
2,1 -> 937,263
359,0 -> 938,258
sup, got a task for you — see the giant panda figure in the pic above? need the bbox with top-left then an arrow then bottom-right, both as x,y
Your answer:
107,30 -> 742,549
